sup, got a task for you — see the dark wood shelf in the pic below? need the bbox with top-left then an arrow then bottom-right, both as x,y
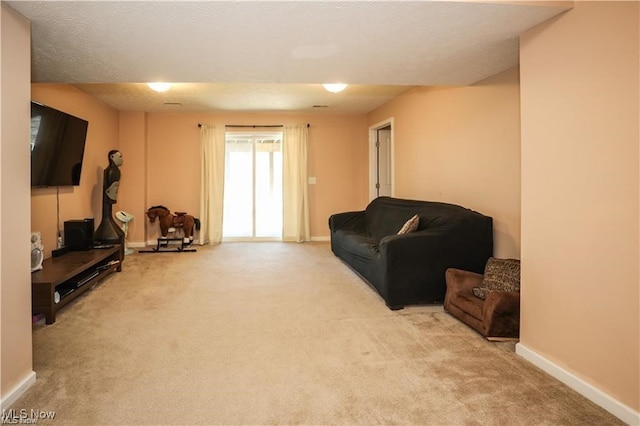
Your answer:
31,246 -> 122,324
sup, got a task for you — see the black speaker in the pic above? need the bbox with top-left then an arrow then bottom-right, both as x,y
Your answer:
64,218 -> 95,251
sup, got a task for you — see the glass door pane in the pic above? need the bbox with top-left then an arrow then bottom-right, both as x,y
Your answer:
223,138 -> 253,237
255,138 -> 282,237
223,132 -> 282,240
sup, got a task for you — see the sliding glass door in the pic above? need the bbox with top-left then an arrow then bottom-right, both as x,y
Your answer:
223,132 -> 283,240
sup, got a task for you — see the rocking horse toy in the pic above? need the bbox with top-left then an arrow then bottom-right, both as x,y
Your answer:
144,205 -> 200,252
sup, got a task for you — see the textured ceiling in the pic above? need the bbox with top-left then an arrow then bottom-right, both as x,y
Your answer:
69,83 -> 413,113
7,1 -> 571,113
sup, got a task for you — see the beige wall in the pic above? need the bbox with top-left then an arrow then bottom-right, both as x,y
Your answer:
1,3 -> 34,403
368,67 -> 521,258
117,111 -> 147,244
520,1 -> 639,412
27,95 -> 369,245
118,112 -> 368,242
31,85 -> 120,258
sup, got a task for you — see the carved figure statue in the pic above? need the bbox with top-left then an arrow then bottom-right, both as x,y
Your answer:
104,150 -> 123,203
94,150 -> 125,248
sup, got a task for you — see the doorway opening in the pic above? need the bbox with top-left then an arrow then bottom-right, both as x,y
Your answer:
369,118 -> 394,201
222,132 -> 283,240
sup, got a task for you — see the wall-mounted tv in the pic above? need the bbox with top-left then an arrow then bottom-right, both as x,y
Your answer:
30,101 -> 89,187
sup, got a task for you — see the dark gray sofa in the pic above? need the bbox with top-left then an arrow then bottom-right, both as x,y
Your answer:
328,197 -> 493,309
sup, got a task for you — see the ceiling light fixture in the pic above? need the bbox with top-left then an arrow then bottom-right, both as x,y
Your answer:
147,82 -> 172,92
322,83 -> 347,93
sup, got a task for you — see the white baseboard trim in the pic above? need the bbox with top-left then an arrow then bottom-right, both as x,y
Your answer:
516,343 -> 640,425
0,371 -> 36,409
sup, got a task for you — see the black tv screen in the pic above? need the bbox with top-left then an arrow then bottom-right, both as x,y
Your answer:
30,101 -> 89,187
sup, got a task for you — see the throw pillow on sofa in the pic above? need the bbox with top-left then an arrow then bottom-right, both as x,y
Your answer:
472,257 -> 520,300
397,214 -> 419,235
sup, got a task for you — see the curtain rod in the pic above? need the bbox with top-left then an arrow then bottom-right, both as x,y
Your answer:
197,123 -> 310,128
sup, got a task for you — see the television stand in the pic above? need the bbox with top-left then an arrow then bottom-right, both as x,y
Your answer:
31,245 -> 122,324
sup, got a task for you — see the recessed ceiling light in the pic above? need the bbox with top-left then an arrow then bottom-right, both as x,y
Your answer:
322,83 -> 347,93
147,82 -> 172,92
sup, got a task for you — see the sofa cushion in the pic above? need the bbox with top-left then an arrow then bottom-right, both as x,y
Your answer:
472,287 -> 489,299
334,230 -> 379,258
397,214 -> 419,235
472,257 -> 520,300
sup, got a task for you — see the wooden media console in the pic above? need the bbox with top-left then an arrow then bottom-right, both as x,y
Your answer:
31,245 -> 122,324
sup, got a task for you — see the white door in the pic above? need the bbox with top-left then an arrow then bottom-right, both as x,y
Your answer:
376,127 -> 392,197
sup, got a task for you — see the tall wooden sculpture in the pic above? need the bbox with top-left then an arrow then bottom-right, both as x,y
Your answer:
94,150 -> 125,257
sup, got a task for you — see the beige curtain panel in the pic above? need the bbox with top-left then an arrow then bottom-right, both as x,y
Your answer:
282,125 -> 310,242
199,124 -> 226,244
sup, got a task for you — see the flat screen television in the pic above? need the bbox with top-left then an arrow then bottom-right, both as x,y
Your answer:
30,101 -> 89,187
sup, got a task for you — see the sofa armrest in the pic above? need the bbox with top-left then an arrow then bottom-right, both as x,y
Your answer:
379,230 -> 445,263
482,291 -> 520,339
444,268 -> 484,310
378,231 -> 464,303
483,291 -> 520,316
328,211 -> 365,233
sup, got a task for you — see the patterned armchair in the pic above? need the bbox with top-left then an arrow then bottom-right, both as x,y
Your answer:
444,258 -> 520,340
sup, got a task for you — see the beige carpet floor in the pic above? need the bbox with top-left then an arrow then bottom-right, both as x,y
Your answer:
13,242 -> 622,425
